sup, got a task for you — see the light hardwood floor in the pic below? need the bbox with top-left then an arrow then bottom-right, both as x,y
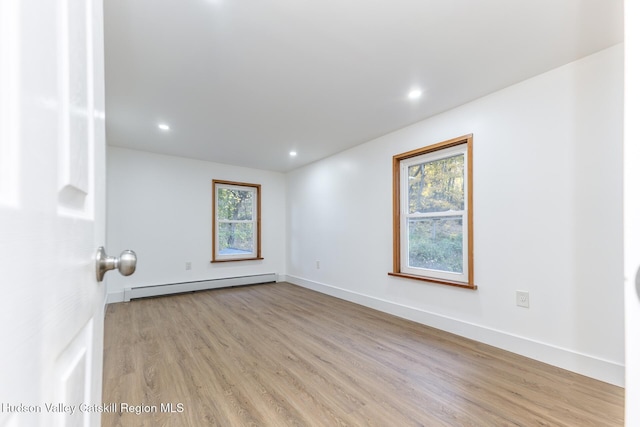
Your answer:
102,282 -> 624,426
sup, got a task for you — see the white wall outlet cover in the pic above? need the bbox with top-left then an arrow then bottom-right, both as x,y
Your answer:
516,291 -> 530,308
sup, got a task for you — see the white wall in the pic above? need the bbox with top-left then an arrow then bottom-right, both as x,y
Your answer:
286,45 -> 624,386
106,147 -> 287,302
625,0 -> 640,422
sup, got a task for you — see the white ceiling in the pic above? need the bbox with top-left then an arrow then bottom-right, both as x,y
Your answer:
104,0 -> 623,172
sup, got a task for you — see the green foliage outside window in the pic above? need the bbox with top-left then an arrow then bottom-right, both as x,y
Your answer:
217,188 -> 254,254
408,154 -> 464,214
408,218 -> 463,273
407,154 -> 465,274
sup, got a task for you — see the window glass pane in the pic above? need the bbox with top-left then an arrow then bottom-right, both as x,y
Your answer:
408,154 -> 464,214
218,222 -> 254,255
217,188 -> 254,220
408,216 -> 463,273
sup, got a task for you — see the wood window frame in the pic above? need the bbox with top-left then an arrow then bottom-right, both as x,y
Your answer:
389,134 -> 476,290
211,179 -> 263,263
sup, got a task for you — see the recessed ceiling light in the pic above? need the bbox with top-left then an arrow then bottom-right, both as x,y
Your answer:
158,123 -> 170,131
407,89 -> 423,100
289,151 -> 297,157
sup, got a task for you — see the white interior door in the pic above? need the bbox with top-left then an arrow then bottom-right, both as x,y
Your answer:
0,0 -> 108,426
625,1 -> 640,425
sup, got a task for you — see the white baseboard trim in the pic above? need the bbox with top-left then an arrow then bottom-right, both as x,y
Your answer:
107,273 -> 277,303
285,275 -> 624,387
106,291 -> 124,304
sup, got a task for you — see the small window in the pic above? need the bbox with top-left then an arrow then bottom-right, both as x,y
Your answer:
390,135 -> 475,289
212,180 -> 262,262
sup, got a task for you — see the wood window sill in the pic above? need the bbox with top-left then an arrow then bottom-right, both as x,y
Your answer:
211,257 -> 264,263
388,272 -> 477,290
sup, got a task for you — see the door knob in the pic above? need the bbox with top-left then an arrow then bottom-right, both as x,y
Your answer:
95,247 -> 137,282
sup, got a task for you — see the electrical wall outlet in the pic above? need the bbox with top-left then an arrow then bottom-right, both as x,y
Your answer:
185,262 -> 192,270
516,291 -> 529,308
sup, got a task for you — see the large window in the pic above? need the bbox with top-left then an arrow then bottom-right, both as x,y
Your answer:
212,180 -> 262,262
390,135 -> 475,289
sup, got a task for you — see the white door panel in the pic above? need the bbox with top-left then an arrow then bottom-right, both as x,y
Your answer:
0,0 -> 107,426
625,1 -> 640,424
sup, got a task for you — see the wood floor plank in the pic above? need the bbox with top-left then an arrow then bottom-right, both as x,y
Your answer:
102,283 -> 624,426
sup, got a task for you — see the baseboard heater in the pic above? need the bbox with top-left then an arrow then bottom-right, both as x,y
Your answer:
123,273 -> 277,302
